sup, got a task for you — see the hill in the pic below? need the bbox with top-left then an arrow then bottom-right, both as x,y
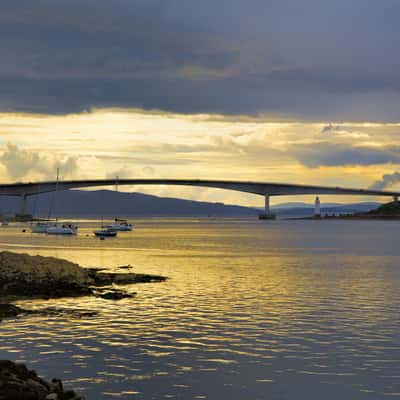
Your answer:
0,190 -> 383,218
0,190 -> 259,218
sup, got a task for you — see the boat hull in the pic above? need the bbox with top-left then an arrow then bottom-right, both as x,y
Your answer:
105,224 -> 133,231
94,230 -> 117,237
32,223 -> 56,233
47,226 -> 77,235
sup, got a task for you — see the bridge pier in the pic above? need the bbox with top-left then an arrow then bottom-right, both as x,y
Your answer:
15,194 -> 32,221
20,194 -> 27,215
259,194 -> 276,220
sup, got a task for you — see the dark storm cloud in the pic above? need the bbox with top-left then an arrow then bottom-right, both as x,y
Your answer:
289,143 -> 400,167
1,0 -> 400,119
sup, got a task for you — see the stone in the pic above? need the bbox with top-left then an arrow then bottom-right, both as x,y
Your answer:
0,303 -> 26,321
0,361 -> 84,400
0,251 -> 166,299
97,290 -> 136,300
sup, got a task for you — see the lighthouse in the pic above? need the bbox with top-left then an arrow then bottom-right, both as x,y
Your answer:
315,196 -> 321,218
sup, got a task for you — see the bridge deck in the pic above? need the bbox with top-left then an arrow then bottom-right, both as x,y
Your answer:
0,178 -> 397,198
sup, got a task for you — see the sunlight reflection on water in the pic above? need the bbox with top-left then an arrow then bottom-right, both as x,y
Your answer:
0,219 -> 400,399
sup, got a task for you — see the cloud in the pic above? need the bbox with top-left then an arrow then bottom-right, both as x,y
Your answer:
320,124 -> 369,139
105,166 -> 133,179
1,0 -> 400,119
288,142 -> 400,167
0,143 -> 78,180
370,172 -> 400,190
142,166 -> 155,176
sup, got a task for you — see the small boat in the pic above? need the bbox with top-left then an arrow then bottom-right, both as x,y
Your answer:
31,221 -> 56,233
94,229 -> 117,238
47,223 -> 78,235
106,218 -> 133,231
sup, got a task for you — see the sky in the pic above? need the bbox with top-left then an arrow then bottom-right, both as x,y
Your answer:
0,0 -> 399,206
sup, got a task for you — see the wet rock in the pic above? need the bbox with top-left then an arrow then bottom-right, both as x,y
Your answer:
31,308 -> 98,319
96,290 -> 136,300
0,303 -> 27,321
88,271 -> 166,286
0,251 -> 166,303
0,252 -> 93,298
0,360 -> 85,400
117,265 -> 133,270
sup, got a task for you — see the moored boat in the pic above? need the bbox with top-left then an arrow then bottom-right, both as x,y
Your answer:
47,223 -> 78,235
31,221 -> 56,233
106,218 -> 133,231
94,229 -> 117,238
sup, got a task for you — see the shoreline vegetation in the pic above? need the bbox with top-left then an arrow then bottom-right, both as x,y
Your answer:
0,251 -> 167,400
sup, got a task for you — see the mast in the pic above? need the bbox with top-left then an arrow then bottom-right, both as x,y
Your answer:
48,168 -> 60,221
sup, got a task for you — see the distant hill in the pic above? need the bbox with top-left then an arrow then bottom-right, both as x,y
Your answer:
0,190 -> 382,218
0,190 -> 259,218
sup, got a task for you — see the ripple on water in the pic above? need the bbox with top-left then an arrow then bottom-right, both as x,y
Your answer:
0,220 -> 400,399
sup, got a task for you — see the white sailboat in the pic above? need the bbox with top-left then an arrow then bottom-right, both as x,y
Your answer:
32,221 -> 56,233
47,223 -> 77,235
46,169 -> 78,235
31,184 -> 57,233
31,168 -> 78,235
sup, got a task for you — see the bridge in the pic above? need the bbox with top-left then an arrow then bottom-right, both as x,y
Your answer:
0,178 -> 399,219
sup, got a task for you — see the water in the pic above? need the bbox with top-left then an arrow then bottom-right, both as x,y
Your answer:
0,219 -> 400,399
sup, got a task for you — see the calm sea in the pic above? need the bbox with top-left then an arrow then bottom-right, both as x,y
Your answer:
0,219 -> 399,399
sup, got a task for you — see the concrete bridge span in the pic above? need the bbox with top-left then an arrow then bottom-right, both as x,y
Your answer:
0,178 -> 398,218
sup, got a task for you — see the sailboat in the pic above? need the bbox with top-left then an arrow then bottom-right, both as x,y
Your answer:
32,221 -> 56,233
103,177 -> 134,232
32,169 -> 77,235
31,184 -> 57,233
94,216 -> 117,237
47,223 -> 77,235
46,169 -> 78,235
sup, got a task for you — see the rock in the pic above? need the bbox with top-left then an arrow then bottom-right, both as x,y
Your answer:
0,303 -> 27,321
0,360 -> 84,400
118,265 -> 133,270
0,252 -> 93,298
0,360 -> 49,399
0,252 -> 166,300
49,378 -> 63,393
97,290 -> 136,300
88,271 -> 166,286
59,390 -> 85,400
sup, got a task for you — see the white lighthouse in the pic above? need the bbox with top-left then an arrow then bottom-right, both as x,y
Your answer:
314,196 -> 321,217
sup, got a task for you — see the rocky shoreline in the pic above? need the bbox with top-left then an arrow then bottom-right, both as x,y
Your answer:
0,360 -> 84,400
0,251 -> 167,399
0,251 -> 166,303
